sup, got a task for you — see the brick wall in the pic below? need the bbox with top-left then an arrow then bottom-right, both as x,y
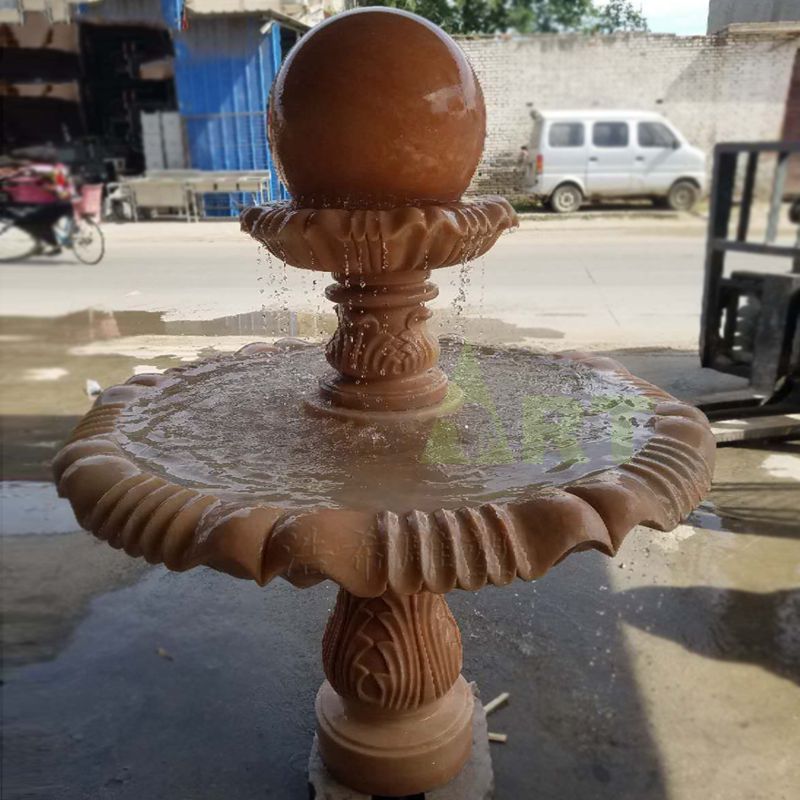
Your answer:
458,31 -> 799,199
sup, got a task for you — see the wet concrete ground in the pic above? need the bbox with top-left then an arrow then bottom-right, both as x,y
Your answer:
1,216 -> 799,799
1,211 -> 794,352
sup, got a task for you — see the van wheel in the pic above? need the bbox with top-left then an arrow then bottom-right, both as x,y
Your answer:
667,180 -> 699,211
549,184 -> 582,214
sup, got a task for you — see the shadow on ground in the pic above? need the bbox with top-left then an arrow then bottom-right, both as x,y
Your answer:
2,552 -> 669,800
611,586 -> 800,687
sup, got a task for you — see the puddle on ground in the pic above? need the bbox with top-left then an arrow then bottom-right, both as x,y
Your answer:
687,442 -> 800,539
0,307 -> 559,414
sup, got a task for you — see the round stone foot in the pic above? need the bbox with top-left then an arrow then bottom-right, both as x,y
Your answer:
318,367 -> 449,413
304,383 -> 464,424
315,676 -> 474,797
309,682 -> 493,800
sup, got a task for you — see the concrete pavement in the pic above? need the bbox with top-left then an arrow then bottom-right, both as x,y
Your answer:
1,213 -> 798,800
1,214 -> 783,352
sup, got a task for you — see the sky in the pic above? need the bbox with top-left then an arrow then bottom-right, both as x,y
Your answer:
598,0 -> 711,35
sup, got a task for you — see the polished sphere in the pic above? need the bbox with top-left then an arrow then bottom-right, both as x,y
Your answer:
268,8 -> 486,208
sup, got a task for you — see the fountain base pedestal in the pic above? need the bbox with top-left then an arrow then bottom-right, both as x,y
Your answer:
315,678 -> 474,796
317,588 -> 474,796
310,682 -> 493,800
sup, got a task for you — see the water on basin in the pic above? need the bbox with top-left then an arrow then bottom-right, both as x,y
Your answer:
118,340 -> 656,513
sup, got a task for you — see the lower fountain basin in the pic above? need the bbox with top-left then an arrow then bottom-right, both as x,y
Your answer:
53,338 -> 714,594
116,339 -> 656,514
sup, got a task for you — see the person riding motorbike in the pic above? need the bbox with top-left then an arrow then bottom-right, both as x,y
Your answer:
0,160 -> 76,255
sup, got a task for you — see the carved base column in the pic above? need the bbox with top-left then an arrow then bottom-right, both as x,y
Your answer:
320,271 -> 448,412
316,588 -> 474,796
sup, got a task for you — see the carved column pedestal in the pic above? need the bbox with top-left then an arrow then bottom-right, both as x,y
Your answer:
316,588 -> 474,797
320,271 -> 448,413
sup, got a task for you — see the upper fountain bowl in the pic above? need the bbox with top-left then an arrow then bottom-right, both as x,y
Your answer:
268,8 -> 486,209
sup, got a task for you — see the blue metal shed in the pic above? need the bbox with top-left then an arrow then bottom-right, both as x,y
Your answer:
78,0 -> 298,215
173,14 -> 288,212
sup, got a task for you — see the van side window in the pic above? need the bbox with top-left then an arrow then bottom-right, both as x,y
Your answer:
638,122 -> 679,148
592,122 -> 629,148
548,122 -> 584,147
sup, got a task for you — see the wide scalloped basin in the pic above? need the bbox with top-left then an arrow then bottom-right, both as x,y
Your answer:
52,341 -> 715,597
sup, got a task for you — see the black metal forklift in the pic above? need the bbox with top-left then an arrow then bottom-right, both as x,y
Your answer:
698,141 -> 800,442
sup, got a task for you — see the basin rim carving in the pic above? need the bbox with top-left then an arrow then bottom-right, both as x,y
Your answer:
52,345 -> 715,598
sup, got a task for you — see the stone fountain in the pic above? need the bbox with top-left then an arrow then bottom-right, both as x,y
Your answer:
53,8 -> 715,798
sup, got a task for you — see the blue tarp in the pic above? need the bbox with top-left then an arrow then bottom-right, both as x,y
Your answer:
160,0 -> 183,30
174,16 -> 287,212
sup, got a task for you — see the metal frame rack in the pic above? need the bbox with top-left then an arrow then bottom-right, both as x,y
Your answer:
699,141 -> 800,436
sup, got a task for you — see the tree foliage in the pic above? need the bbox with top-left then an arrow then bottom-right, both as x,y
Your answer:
357,0 -> 648,35
584,0 -> 648,33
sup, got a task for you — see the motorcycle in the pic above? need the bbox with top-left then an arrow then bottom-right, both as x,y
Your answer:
0,161 -> 105,264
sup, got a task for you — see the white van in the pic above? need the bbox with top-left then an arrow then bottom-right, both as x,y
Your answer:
526,110 -> 706,213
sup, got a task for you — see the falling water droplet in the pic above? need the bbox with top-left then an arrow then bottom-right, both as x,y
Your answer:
279,260 -> 289,334
256,245 -> 269,330
343,242 -> 351,283
451,257 -> 473,339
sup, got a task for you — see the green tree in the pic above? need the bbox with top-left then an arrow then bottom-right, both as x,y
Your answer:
365,0 -> 456,30
456,0 -> 498,34
585,0 -> 648,33
358,0 -> 648,35
517,0 -> 593,33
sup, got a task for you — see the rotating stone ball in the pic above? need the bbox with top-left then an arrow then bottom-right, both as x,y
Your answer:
268,8 -> 486,209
